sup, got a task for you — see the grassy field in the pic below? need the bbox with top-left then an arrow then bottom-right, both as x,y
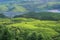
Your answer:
0,17 -> 60,40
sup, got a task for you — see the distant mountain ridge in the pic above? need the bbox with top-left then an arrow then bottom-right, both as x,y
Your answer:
0,0 -> 60,12
14,12 -> 60,20
0,0 -> 60,17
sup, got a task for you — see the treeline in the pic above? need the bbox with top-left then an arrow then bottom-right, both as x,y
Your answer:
14,12 -> 60,20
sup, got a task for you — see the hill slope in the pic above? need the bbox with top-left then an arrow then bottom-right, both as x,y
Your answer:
0,18 -> 60,40
0,14 -> 7,18
14,12 -> 60,20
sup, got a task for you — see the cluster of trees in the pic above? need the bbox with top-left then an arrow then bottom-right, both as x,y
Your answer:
14,12 -> 60,20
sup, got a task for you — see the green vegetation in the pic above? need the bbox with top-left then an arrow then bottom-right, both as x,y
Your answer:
14,12 -> 60,20
0,5 -> 8,12
0,16 -> 60,40
0,0 -> 60,40
0,2 -> 60,13
0,4 -> 27,12
12,4 -> 28,12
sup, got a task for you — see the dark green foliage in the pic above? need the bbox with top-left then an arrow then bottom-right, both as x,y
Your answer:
37,34 -> 43,40
2,28 -> 8,40
0,14 -> 6,18
27,32 -> 37,40
14,12 -> 60,20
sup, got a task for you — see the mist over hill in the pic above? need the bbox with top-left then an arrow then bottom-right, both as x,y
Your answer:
0,0 -> 60,17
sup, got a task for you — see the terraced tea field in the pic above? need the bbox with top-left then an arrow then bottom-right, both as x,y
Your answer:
0,18 -> 60,40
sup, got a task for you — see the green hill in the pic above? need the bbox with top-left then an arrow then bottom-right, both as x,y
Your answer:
14,12 -> 60,20
0,4 -> 27,12
0,17 -> 60,40
0,2 -> 60,13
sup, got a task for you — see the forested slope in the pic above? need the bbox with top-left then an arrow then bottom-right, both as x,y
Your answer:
14,12 -> 60,20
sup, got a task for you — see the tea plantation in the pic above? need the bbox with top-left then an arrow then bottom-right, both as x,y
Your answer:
0,17 -> 60,40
